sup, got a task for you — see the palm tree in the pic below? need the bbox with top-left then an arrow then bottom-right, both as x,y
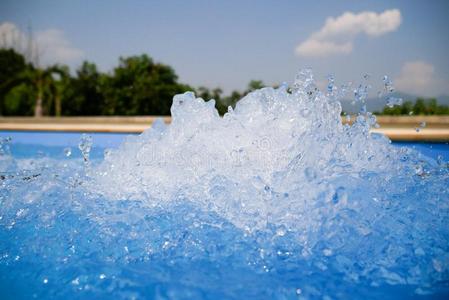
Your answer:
48,65 -> 69,117
0,64 -> 65,116
33,66 -> 67,117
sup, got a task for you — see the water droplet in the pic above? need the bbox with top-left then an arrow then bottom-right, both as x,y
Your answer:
327,74 -> 335,94
360,104 -> 367,114
104,149 -> 112,159
300,108 -> 311,118
0,136 -> 12,155
323,248 -> 333,256
377,91 -> 383,98
305,167 -> 317,181
279,82 -> 289,91
332,187 -> 347,204
414,165 -> 424,175
414,247 -> 425,256
386,96 -> 402,108
354,84 -> 369,103
276,226 -> 286,237
296,288 -> 302,295
383,75 -> 395,93
415,121 -> 426,132
293,69 -> 318,99
294,69 -> 314,90
432,259 -> 443,272
78,134 -> 93,163
64,147 -> 72,157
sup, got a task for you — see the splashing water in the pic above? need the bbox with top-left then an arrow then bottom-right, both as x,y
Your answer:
64,147 -> 72,157
416,121 -> 427,133
380,75 -> 403,108
1,70 -> 448,299
78,134 -> 93,164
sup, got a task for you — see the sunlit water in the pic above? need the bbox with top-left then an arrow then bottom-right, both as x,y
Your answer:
1,71 -> 448,299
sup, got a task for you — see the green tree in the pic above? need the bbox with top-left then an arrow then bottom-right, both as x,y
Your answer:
1,63 -> 67,116
46,65 -> 70,117
0,49 -> 285,116
3,83 -> 35,115
55,68 -> 69,116
413,98 -> 426,115
102,54 -> 192,115
247,80 -> 264,92
0,48 -> 29,115
62,62 -> 104,115
26,65 -> 67,117
379,98 -> 449,115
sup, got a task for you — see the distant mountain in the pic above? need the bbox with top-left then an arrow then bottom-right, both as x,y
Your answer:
436,94 -> 449,105
340,92 -> 449,114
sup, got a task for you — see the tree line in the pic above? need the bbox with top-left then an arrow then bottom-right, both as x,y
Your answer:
0,48 -> 448,117
0,48 -> 264,117
378,98 -> 449,115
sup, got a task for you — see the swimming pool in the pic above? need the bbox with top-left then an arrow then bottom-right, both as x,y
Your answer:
1,131 -> 447,299
1,80 -> 449,299
2,130 -> 449,160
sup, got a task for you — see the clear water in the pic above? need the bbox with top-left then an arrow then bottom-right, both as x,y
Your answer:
1,72 -> 448,299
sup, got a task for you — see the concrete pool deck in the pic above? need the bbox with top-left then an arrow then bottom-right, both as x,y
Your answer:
1,116 -> 449,142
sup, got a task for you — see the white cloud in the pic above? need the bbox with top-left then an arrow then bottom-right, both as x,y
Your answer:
0,22 -> 27,50
296,9 -> 401,57
297,39 -> 353,57
36,29 -> 84,63
0,22 -> 83,66
395,61 -> 433,92
394,61 -> 446,96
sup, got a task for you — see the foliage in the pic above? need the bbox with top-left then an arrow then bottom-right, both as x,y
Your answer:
0,50 -> 194,116
380,98 -> 449,115
0,48 -> 70,116
62,62 -> 105,115
1,48 -> 448,116
101,55 -> 193,115
3,83 -> 34,115
0,48 -> 29,114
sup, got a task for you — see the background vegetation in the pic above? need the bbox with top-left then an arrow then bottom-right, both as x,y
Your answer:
0,48 -> 447,117
378,98 -> 449,115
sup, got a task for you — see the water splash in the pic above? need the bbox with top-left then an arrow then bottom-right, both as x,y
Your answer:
1,70 -> 448,299
64,147 -> 72,157
416,121 -> 427,132
380,75 -> 403,108
78,134 -> 92,165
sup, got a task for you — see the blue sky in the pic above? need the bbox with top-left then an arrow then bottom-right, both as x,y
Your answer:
1,0 -> 448,96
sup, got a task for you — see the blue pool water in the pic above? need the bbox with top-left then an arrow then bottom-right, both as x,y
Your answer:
2,131 -> 449,161
1,76 -> 449,300
1,135 -> 448,299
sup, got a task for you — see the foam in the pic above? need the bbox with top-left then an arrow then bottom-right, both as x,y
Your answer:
1,70 -> 448,299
